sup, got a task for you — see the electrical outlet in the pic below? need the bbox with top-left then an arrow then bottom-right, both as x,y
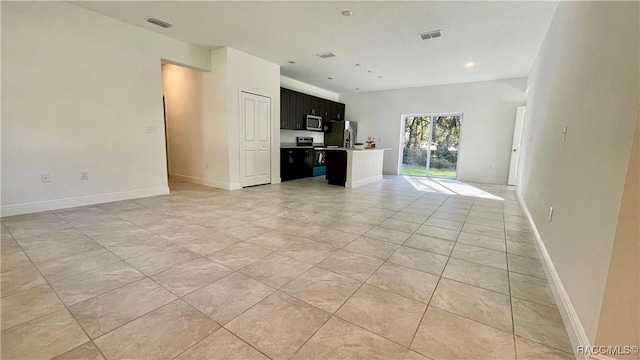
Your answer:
562,126 -> 568,142
548,207 -> 554,222
146,126 -> 158,135
81,171 -> 89,180
40,173 -> 51,183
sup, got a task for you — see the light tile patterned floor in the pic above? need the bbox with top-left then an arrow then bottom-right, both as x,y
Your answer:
1,176 -> 574,359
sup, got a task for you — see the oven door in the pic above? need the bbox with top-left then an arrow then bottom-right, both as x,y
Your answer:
306,115 -> 323,131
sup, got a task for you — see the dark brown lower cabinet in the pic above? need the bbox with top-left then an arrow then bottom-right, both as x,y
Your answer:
280,149 -> 313,181
325,150 -> 347,186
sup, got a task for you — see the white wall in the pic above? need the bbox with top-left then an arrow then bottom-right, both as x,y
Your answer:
226,48 -> 281,188
339,78 -> 527,183
280,130 -> 324,144
161,47 -> 281,190
518,0 -> 639,347
280,76 -> 339,101
1,2 -> 210,216
596,112 -> 639,357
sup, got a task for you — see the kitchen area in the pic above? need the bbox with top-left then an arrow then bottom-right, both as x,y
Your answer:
280,87 -> 388,188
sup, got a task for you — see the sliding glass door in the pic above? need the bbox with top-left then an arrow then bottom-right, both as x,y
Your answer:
401,114 -> 462,178
401,116 -> 432,176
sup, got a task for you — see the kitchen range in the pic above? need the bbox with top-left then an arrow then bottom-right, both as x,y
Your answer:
280,137 -> 326,181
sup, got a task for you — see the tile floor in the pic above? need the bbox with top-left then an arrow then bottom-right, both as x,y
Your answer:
1,176 -> 575,360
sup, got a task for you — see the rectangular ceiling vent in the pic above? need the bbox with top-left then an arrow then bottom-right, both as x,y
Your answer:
418,30 -> 442,40
316,52 -> 336,59
146,17 -> 172,28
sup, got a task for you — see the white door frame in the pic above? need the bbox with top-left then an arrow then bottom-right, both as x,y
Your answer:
508,106 -> 526,185
239,90 -> 272,187
398,112 -> 464,178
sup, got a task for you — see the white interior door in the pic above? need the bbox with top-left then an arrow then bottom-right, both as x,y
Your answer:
508,106 -> 526,185
241,92 -> 271,187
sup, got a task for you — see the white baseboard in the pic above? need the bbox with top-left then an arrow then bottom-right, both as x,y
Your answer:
516,191 -> 590,360
171,173 -> 234,190
271,177 -> 282,184
457,175 -> 507,185
1,187 -> 170,217
346,175 -> 383,189
170,174 -> 258,190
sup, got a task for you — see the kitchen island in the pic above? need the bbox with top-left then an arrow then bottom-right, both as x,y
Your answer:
321,147 -> 389,188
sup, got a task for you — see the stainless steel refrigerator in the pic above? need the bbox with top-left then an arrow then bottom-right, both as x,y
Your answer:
324,120 -> 358,148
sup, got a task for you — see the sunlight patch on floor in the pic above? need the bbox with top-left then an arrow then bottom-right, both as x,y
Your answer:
401,176 -> 503,201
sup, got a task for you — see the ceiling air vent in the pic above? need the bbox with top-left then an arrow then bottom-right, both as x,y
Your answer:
418,30 -> 442,40
316,52 -> 336,59
146,17 -> 172,28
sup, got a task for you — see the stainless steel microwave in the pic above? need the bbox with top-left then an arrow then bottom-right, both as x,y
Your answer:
306,115 -> 323,131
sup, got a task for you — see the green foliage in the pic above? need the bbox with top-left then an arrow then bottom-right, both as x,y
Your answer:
401,164 -> 456,178
403,148 -> 428,167
402,115 -> 460,173
429,158 -> 455,169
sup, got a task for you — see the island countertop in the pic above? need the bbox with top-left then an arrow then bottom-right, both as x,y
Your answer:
324,148 -> 390,188
315,147 -> 390,151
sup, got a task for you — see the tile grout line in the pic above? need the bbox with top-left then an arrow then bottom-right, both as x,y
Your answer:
406,193 -> 480,352
287,192 -> 447,357
3,212 -> 111,360
1,180 -> 565,360
503,187 -> 520,360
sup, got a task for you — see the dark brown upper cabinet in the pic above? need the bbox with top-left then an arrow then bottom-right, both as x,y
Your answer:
280,87 -> 289,129
335,102 -> 345,120
279,87 -> 346,130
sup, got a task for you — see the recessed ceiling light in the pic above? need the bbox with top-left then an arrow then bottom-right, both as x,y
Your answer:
355,88 -> 361,90
465,62 -> 475,67
288,60 -> 296,64
341,10 -> 353,16
368,70 -> 374,73
327,77 -> 334,80
146,17 -> 172,28
378,76 -> 383,78
355,63 -> 362,67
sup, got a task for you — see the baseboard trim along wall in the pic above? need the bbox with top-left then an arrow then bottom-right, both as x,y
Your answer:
0,187 -> 170,217
170,174 -> 246,190
516,191 -> 591,360
170,173 -> 232,190
457,176 -> 507,185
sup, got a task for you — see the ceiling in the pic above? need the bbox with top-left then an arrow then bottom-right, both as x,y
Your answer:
73,1 -> 558,94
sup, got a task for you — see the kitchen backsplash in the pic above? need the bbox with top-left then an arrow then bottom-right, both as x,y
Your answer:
280,130 -> 324,143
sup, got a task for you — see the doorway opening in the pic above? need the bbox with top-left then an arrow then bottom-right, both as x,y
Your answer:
400,114 -> 462,178
507,106 -> 526,185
